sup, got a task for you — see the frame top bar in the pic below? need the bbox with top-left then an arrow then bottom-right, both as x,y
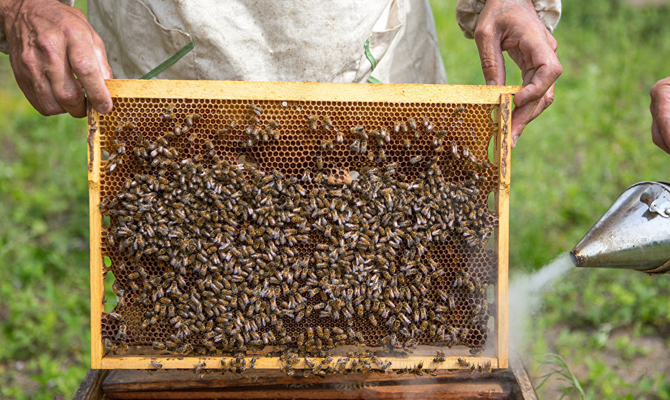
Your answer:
105,79 -> 520,104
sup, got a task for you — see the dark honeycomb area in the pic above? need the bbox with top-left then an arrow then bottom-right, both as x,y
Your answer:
96,97 -> 501,359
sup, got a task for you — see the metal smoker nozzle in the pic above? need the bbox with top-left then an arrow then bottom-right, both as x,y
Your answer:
571,182 -> 670,274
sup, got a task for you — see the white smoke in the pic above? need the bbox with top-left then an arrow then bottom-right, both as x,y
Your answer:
508,253 -> 574,349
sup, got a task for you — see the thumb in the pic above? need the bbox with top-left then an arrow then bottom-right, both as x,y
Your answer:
474,26 -> 506,86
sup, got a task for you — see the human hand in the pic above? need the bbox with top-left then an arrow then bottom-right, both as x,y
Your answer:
474,0 -> 562,147
1,0 -> 113,117
650,77 -> 670,154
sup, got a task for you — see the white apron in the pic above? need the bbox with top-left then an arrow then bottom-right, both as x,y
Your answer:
87,0 -> 448,84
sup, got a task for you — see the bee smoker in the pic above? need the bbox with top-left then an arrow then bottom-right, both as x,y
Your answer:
571,182 -> 670,274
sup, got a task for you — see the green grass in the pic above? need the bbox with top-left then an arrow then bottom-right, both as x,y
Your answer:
1,0 -> 670,397
0,67 -> 90,398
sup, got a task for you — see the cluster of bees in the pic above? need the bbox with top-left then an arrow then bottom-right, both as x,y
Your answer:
277,350 -> 397,378
457,356 -> 493,374
100,103 -> 496,375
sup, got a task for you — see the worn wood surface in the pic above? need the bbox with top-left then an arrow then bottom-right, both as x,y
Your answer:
80,356 -> 534,400
103,369 -> 514,400
103,369 -> 507,392
105,79 -> 520,104
510,356 -> 538,400
494,94 -> 512,369
103,383 -> 510,399
73,368 -> 109,400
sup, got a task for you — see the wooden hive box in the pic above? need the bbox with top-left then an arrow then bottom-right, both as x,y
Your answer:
88,80 -> 517,374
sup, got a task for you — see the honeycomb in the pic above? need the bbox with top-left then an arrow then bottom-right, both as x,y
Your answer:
92,82 -> 508,369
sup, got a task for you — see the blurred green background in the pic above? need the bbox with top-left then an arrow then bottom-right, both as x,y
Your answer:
1,0 -> 670,398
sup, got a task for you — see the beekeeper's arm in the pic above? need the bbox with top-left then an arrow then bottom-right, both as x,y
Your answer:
456,0 -> 562,147
0,0 -> 112,118
651,78 -> 670,154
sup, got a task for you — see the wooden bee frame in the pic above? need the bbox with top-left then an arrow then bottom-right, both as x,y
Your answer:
88,80 -> 517,372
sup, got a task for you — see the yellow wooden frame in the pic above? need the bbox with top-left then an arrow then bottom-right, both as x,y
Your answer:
88,79 -> 517,370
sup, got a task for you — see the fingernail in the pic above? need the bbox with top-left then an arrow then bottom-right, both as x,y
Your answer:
98,102 -> 112,114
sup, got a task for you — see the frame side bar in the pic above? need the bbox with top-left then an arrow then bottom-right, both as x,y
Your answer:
495,94 -> 512,369
88,105 -> 104,369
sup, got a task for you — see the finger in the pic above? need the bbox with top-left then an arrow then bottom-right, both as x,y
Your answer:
514,39 -> 562,107
47,62 -> 86,118
650,77 -> 670,115
474,26 -> 506,86
651,83 -> 670,154
506,48 -> 535,86
92,34 -> 113,80
44,38 -> 87,118
67,38 -> 112,114
652,120 -> 670,154
27,49 -> 67,116
510,84 -> 555,147
33,75 -> 67,116
11,55 -> 48,115
15,77 -> 49,116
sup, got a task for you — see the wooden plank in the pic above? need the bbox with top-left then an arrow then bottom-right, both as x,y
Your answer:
100,355 -> 498,371
105,79 -> 520,104
495,94 -> 512,369
510,355 -> 537,400
103,369 -> 506,393
104,377 -> 511,400
73,368 -> 109,400
88,104 -> 104,370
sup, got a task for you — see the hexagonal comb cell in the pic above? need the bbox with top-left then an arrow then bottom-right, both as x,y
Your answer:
93,82 -> 509,367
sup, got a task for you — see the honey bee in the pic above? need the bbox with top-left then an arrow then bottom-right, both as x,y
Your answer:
433,351 -> 446,363
308,115 -> 319,130
152,341 -> 167,351
408,118 -> 417,131
334,130 -> 344,143
409,155 -> 423,165
378,148 -> 386,162
483,361 -> 492,373
423,118 -> 434,133
350,139 -> 360,153
103,338 -> 118,355
458,357 -> 470,367
115,324 -> 127,341
454,106 -> 465,114
151,360 -> 163,369
451,143 -> 461,159
248,104 -> 263,115
322,116 -> 333,131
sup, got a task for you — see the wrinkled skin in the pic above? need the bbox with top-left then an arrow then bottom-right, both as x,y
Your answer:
1,0 -> 112,117
475,0 -> 562,147
650,77 -> 670,154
